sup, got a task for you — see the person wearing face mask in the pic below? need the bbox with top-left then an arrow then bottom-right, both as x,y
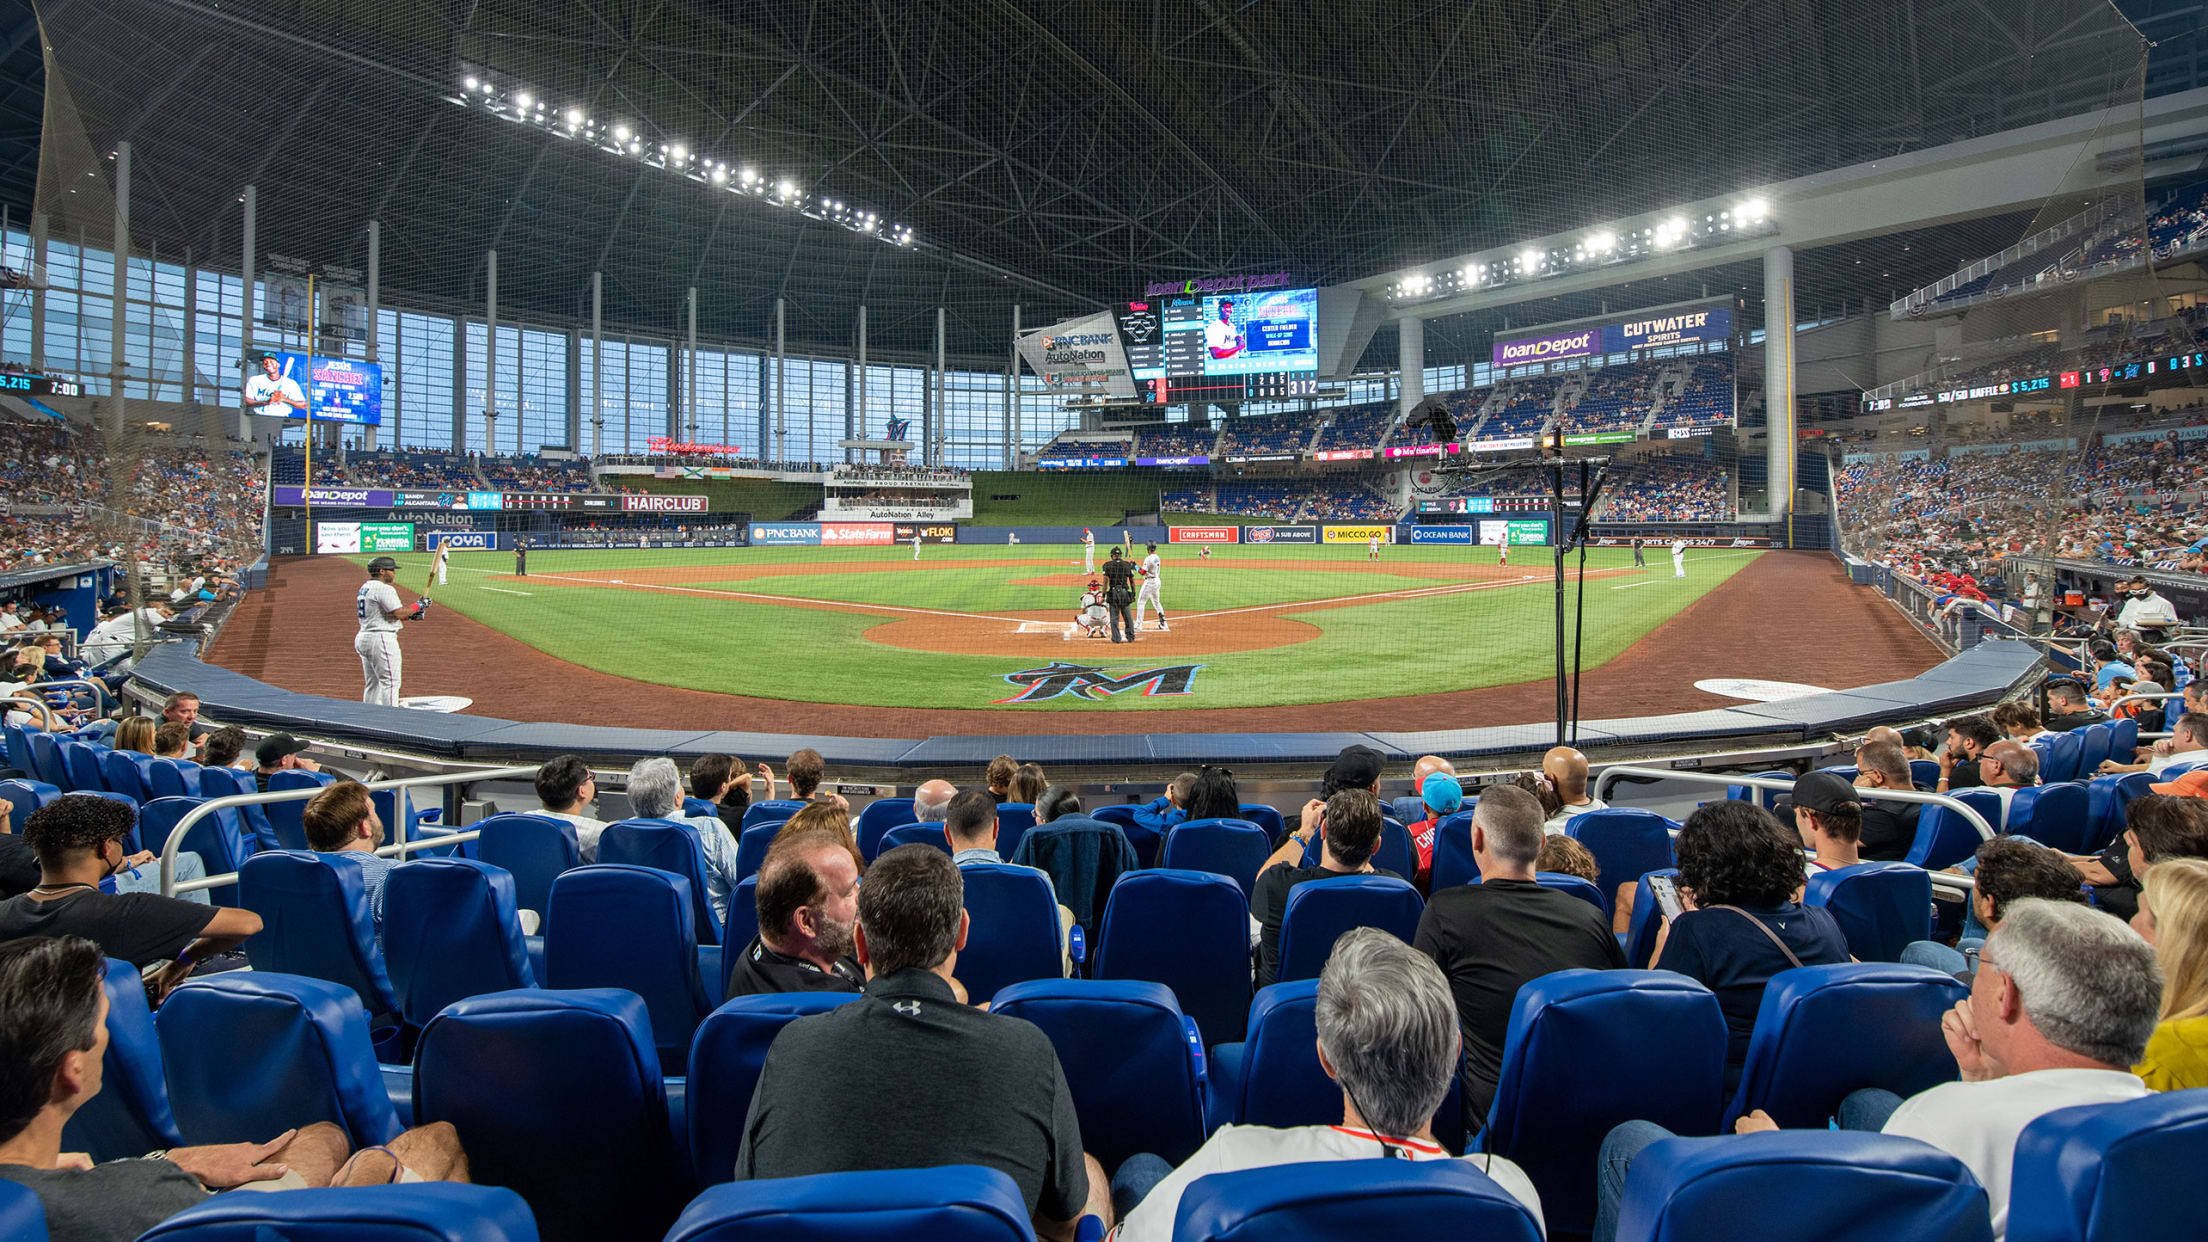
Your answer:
0,795 -> 261,1004
2113,575 -> 2178,633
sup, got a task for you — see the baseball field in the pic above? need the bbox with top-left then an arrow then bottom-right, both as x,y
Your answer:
328,542 -> 1760,712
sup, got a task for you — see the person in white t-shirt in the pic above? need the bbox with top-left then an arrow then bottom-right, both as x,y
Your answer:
1597,899 -> 2159,1242
1134,542 -> 1168,633
1540,745 -> 1607,833
533,755 -> 611,862
353,555 -> 421,707
1112,929 -> 1543,1242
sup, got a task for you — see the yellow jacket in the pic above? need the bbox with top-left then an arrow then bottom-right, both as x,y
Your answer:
2134,1016 -> 2208,1092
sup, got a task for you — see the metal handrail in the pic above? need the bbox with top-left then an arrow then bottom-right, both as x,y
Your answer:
158,764 -> 542,896
1590,764 -> 1997,895
0,694 -> 60,730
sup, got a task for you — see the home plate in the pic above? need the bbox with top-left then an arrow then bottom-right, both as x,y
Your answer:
1694,678 -> 1832,702
399,695 -> 474,713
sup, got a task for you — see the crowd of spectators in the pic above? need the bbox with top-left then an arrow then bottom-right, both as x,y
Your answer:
1652,358 -> 1735,430
1476,376 -> 1563,439
1311,402 -> 1397,451
1601,456 -> 1732,522
1131,423 -> 1217,458
829,463 -> 968,483
1216,411 -> 1319,457
343,450 -> 481,491
0,417 -> 264,577
1165,479 -> 1400,522
475,455 -> 596,492
1927,179 -> 2208,309
1561,368 -> 1662,436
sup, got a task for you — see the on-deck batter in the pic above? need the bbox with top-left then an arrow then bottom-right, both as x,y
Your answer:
355,555 -> 425,707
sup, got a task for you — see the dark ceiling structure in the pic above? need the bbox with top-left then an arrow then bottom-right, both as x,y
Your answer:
3,0 -> 2205,364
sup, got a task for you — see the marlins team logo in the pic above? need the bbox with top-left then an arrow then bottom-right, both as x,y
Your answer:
995,661 -> 1205,704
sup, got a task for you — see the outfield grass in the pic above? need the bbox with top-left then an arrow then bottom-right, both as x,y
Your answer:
360,543 -> 1757,711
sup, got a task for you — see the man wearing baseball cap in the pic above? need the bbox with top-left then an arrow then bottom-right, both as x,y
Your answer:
1406,771 -> 1464,889
1787,771 -> 1864,877
252,733 -> 320,794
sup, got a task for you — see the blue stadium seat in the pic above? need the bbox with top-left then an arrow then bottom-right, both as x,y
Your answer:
740,798 -> 807,832
1301,818 -> 1415,879
1911,759 -> 1943,790
1806,862 -> 1934,962
1478,970 -> 1727,1236
1724,771 -> 1793,811
991,979 -> 1208,1170
1162,818 -> 1272,899
264,767 -> 338,851
0,777 -> 60,815
1430,814 -> 1482,892
2009,1089 -> 2208,1242
136,1185 -> 541,1242
1275,875 -> 1424,984
238,851 -> 401,1022
0,1181 -> 42,1242
414,988 -> 688,1242
384,858 -> 538,1028
2076,723 -> 2114,773
1613,1132 -> 1992,1242
546,865 -> 714,1062
57,739 -> 105,793
157,972 -> 403,1148
1175,1159 -> 1543,1242
599,817 -> 722,945
666,1166 -> 1031,1242
1622,869 -> 1679,967
2036,731 -> 2084,783
473,813 -> 579,920
1092,869 -> 1251,1046
1536,870 -> 1609,915
1723,963 -> 1967,1131
141,797 -> 246,907
2086,773 -> 2156,857
995,802 -> 1036,860
854,797 -> 915,858
721,873 -> 760,950
736,820 -> 787,877
1238,802 -> 1286,839
2005,782 -> 2094,854
2109,715 -> 2139,759
957,861 -> 1067,1004
685,993 -> 861,1189
1565,808 -> 1679,913
1,721 -> 34,774
196,766 -> 278,852
97,748 -> 150,802
25,731 -> 66,789
879,823 -> 951,855
1907,802 -> 1993,870
59,958 -> 185,1162
683,796 -> 720,820
146,757 -> 202,800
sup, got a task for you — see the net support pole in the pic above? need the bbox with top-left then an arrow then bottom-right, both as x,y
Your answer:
1397,314 -> 1424,415
180,246 -> 195,408
934,306 -> 947,468
1763,244 -> 1794,532
590,272 -> 603,460
773,297 -> 786,465
484,248 -> 498,456
686,286 -> 698,441
855,303 -> 868,462
29,209 -> 46,371
365,220 -> 380,449
109,140 -> 129,434
1007,303 -> 1020,469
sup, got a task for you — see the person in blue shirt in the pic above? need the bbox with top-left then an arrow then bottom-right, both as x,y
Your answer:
2088,640 -> 2136,692
302,779 -> 407,941
1132,772 -> 1195,837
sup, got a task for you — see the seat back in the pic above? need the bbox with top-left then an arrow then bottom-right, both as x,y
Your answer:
473,813 -> 580,919
2109,715 -> 2140,757
2009,1089 -> 2208,1242
1093,869 -> 1252,1046
1622,869 -> 1679,967
1237,803 -> 1287,839
263,768 -> 337,851
57,739 -> 105,792
26,730 -> 67,788
0,777 -> 59,816
1275,875 -> 1425,983
238,851 -> 400,1019
98,748 -> 149,802
1910,759 -> 1943,790
197,766 -> 277,852
1565,808 -> 1679,912
146,758 -> 200,801
1429,814 -> 1482,891
994,802 -> 1036,859
0,721 -> 33,774
853,797 -> 915,858
140,796 -> 248,906
384,858 -> 537,1027
59,958 -> 185,1161
1906,803 -> 1990,870
956,862 -> 1064,1003
991,979 -> 1208,1170
2036,731 -> 2084,783
1161,818 -> 1272,899
1535,871 -> 1609,915
685,993 -> 862,1189
1724,963 -> 1967,1130
721,874 -> 761,951
1805,862 -> 1935,962
414,988 -> 686,1242
135,1185 -> 542,1242
665,1166 -> 1031,1242
739,798 -> 807,832
1614,1132 -> 1993,1242
598,818 -> 721,945
0,1180 -> 42,1242
735,820 -> 784,878
2006,782 -> 2094,854
1175,1159 -> 1544,1242
545,865 -> 711,1063
157,971 -> 403,1147
1482,970 -> 1728,1234
2076,723 -> 2114,773
879,823 -> 951,855
1725,771 -> 1794,810
682,796 -> 720,820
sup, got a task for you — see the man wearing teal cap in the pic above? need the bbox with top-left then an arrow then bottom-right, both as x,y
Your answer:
1407,771 -> 1464,890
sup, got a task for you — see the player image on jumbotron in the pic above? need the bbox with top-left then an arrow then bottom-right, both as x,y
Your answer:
241,353 -> 306,418
1206,298 -> 1244,360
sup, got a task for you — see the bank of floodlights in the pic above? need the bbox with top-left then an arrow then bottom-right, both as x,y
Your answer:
1384,198 -> 1776,304
449,70 -> 915,247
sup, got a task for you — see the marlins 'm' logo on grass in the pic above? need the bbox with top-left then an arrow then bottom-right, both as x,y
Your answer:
995,661 -> 1205,704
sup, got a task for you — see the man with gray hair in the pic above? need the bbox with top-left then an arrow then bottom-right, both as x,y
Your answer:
627,756 -> 745,928
1600,899 -> 2159,1242
911,779 -> 957,824
1110,929 -> 1543,1241
1414,783 -> 1624,1125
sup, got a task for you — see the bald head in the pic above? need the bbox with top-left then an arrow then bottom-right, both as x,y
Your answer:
1863,726 -> 1905,750
1543,746 -> 1590,801
912,780 -> 957,823
1981,739 -> 2039,787
1411,754 -> 1454,794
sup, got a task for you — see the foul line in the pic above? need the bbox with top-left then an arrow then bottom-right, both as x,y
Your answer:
513,570 -> 1038,626
1174,573 -> 1558,621
480,586 -> 534,596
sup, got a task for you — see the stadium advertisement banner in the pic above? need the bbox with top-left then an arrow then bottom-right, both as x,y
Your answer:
1562,432 -> 1636,446
1592,535 -> 1780,548
1323,525 -> 1394,545
1409,525 -> 1473,544
1134,455 -> 1210,467
313,521 -> 414,554
894,524 -> 959,543
624,493 -> 709,513
1385,442 -> 1463,459
273,486 -> 392,507
1469,437 -> 1535,453
1223,453 -> 1299,464
1610,307 -> 1731,352
241,351 -> 384,425
1017,310 -> 1138,399
1480,518 -> 1551,546
1493,327 -> 1600,367
1312,449 -> 1374,461
1037,456 -> 1129,469
427,531 -> 499,550
820,522 -> 895,546
750,523 -> 822,545
1168,526 -> 1238,544
1240,525 -> 1317,544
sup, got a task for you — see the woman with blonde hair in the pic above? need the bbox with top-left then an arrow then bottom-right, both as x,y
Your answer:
776,798 -> 863,872
2134,856 -> 2208,1091
1008,762 -> 1047,807
114,715 -> 157,754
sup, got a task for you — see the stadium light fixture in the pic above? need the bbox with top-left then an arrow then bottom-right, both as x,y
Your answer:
710,166 -> 728,184
465,76 -> 479,91
1741,197 -> 1770,222
564,108 -> 584,127
514,91 -> 532,110
670,143 -> 687,163
613,123 -> 631,141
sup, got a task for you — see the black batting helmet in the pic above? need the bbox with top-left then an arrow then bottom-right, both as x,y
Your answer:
367,556 -> 399,573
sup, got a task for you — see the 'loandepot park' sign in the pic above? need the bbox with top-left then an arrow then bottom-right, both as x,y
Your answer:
1493,307 -> 1733,366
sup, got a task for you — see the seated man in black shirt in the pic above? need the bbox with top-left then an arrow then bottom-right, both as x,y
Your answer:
0,936 -> 472,1242
726,822 -> 864,998
1251,789 -> 1398,989
2043,680 -> 2109,732
1849,741 -> 1921,862
0,796 -> 260,1004
1412,784 -> 1625,1123
736,845 -> 1108,1239
1932,715 -> 2000,793
2062,788 -> 2208,921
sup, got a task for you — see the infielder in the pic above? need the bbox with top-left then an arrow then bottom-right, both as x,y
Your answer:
1672,538 -> 1688,578
1494,532 -> 1511,568
1135,541 -> 1169,633
241,354 -> 306,419
432,540 -> 451,586
1083,528 -> 1096,573
356,555 -> 425,707
911,533 -> 922,561
1367,534 -> 1381,561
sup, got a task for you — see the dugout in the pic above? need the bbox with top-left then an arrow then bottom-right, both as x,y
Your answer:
0,560 -> 116,636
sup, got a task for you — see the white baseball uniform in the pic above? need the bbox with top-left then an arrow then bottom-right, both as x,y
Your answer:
1136,552 -> 1165,629
1084,532 -> 1095,573
911,534 -> 921,561
1074,589 -> 1109,638
1672,540 -> 1688,578
434,544 -> 450,585
1495,534 -> 1510,566
355,578 -> 405,706
242,372 -> 306,418
1368,535 -> 1380,559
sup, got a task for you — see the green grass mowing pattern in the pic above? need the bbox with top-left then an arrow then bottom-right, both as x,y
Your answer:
359,544 -> 1758,710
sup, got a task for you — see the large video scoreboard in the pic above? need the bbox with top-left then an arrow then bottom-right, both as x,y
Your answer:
1114,287 -> 1321,405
